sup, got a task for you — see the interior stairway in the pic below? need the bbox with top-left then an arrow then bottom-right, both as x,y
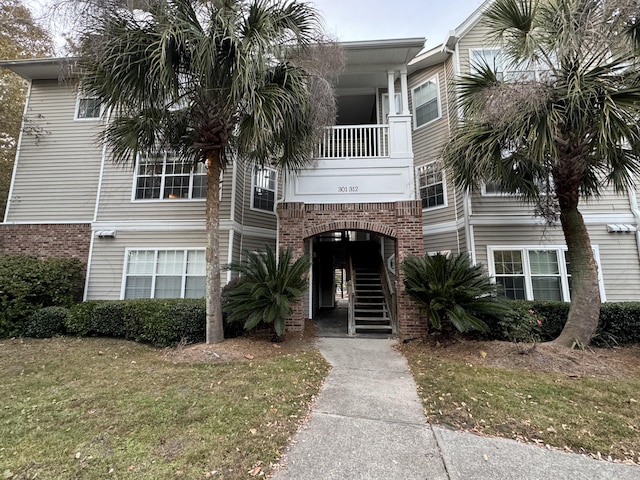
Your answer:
351,263 -> 393,335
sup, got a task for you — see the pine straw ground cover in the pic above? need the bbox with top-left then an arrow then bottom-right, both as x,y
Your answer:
400,339 -> 640,465
0,334 -> 329,479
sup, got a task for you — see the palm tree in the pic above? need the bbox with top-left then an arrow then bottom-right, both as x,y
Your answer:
223,247 -> 310,341
402,253 -> 511,334
443,0 -> 640,347
77,0 -> 337,343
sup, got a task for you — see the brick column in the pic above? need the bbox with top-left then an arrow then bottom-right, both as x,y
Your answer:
278,203 -> 306,332
395,201 -> 427,338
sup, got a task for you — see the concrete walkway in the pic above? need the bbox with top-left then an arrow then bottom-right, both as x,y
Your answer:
272,337 -> 640,480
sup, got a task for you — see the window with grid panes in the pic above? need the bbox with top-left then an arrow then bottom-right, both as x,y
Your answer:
412,78 -> 440,128
491,248 -> 577,301
417,162 -> 446,209
75,96 -> 102,120
252,167 -> 277,212
134,154 -> 206,200
123,249 -> 205,299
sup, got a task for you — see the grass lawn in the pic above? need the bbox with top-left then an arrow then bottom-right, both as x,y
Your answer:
401,341 -> 640,464
0,337 -> 329,479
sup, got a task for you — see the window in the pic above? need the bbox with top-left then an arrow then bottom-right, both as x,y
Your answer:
471,48 -> 507,78
75,96 -> 102,120
134,154 -> 206,201
471,48 -> 540,81
417,162 -> 446,209
123,249 -> 205,299
489,247 -> 594,301
252,167 -> 277,212
412,77 -> 440,128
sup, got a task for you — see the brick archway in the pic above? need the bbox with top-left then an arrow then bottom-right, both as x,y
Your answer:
278,201 -> 426,338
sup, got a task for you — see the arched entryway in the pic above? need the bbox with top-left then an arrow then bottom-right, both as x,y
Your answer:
277,201 -> 427,338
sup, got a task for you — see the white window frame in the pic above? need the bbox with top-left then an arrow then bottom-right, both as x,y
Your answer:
411,76 -> 441,129
120,248 -> 206,299
74,94 -> 103,121
416,161 -> 447,211
481,181 -> 516,197
470,48 -> 507,77
131,153 -> 206,202
487,245 -> 606,302
250,166 -> 278,214
470,47 -> 541,82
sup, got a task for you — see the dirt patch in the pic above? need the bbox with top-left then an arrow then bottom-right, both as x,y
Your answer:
161,324 -> 318,363
400,337 -> 640,378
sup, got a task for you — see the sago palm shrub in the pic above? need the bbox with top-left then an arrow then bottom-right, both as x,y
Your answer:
223,247 -> 310,341
402,253 -> 511,334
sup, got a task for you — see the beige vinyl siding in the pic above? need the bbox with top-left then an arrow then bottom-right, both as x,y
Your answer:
409,64 -> 457,228
237,161 -> 278,231
233,161 -> 247,224
471,184 -> 632,217
578,189 -> 632,215
220,166 -> 233,220
238,235 -> 275,255
590,230 -> 640,301
457,22 -> 496,75
424,231 -> 463,255
86,228 -> 229,300
6,80 -> 102,222
472,224 -> 640,301
471,191 -> 536,216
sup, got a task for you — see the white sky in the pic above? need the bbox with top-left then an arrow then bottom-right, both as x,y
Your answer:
27,0 -> 487,53
311,0 -> 485,47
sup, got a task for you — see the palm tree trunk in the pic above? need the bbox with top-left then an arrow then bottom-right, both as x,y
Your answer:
206,153 -> 224,344
553,202 -> 601,347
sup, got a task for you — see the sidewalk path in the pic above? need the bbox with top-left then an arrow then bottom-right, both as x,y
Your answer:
272,337 -> 640,480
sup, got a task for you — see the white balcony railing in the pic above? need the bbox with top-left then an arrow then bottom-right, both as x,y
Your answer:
316,124 -> 389,159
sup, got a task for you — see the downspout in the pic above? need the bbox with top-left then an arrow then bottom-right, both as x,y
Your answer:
628,186 -> 640,261
451,38 -> 476,263
443,46 -> 461,254
84,109 -> 111,301
4,81 -> 32,223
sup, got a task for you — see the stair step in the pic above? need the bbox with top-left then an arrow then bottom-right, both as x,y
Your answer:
354,308 -> 387,313
354,325 -> 393,331
355,316 -> 390,321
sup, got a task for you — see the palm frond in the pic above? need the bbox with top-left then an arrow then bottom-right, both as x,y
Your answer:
223,246 -> 310,336
402,253 -> 511,334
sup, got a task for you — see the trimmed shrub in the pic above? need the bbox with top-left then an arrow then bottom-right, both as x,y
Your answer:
483,300 -> 640,346
90,302 -> 128,337
23,306 -> 69,338
0,255 -> 85,337
65,301 -> 104,336
596,302 -> 640,346
132,299 -> 206,347
68,299 -> 205,347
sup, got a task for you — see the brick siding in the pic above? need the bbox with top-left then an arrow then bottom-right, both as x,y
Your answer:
278,201 -> 427,338
0,223 -> 92,263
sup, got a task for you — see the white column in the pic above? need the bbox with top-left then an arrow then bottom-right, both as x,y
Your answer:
400,68 -> 410,115
387,70 -> 396,116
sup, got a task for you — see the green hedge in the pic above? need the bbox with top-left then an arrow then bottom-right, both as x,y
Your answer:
23,306 -> 69,338
61,298 -> 241,347
0,255 -> 84,337
483,300 -> 640,345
